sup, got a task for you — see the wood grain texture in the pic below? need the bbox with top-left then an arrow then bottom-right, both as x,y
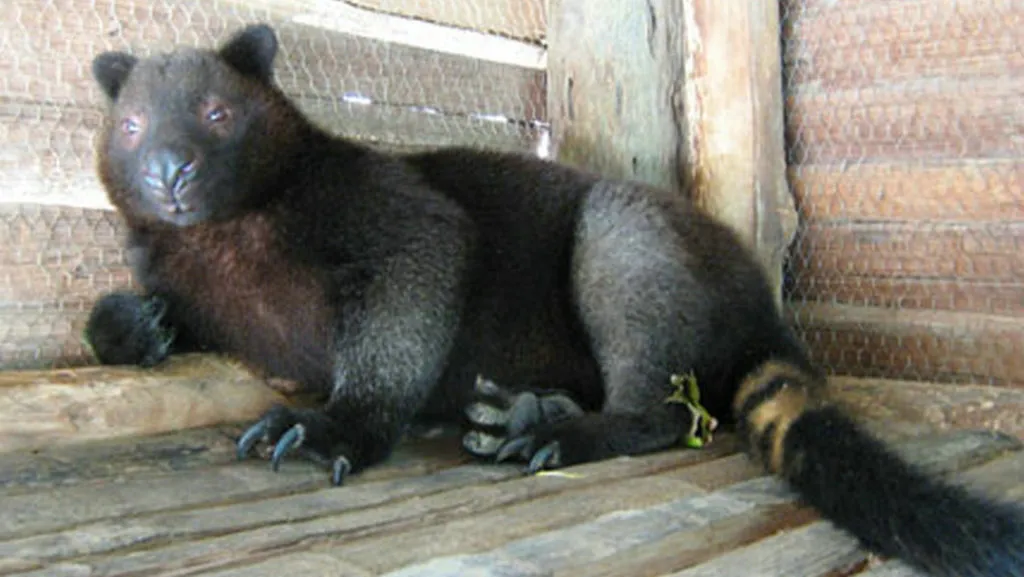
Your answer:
0,354 -> 298,454
678,0 -> 798,306
14,447 -> 735,576
0,426 -> 1018,577
546,0 -> 796,306
545,0 -> 685,191
830,376 -> 1024,442
345,0 -> 547,44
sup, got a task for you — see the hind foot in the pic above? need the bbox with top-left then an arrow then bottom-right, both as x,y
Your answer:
461,376 -> 584,467
464,375 -> 717,475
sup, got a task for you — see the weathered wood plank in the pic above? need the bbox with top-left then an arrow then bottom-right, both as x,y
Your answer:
789,161 -> 1024,223
0,422 -> 460,495
545,0 -> 684,191
677,0 -> 798,306
0,461 -> 508,570
2,0 -> 546,118
830,377 -> 1024,441
667,520 -> 867,577
370,430 -> 1020,577
546,0 -> 796,306
375,467 -> 793,577
346,0 -> 547,43
789,302 -> 1024,387
0,426 -> 241,494
0,461 -> 327,542
782,0 -> 1023,91
551,503 -> 818,577
786,77 -> 1024,164
681,448 -> 1024,577
956,449 -> 1024,500
795,220 -> 1023,282
322,472 -> 713,575
16,446 -> 738,577
0,354 -> 297,454
313,430 -> 1017,575
199,552 -> 373,577
292,1 -> 546,69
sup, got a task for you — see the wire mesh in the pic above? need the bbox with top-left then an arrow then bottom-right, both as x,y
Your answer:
780,0 -> 1024,387
0,0 -> 548,369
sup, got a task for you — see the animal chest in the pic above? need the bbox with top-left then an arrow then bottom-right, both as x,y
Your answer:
147,217 -> 334,382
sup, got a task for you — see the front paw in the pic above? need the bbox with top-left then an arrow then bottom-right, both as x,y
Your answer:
236,405 -> 354,486
461,376 -> 584,462
84,291 -> 176,367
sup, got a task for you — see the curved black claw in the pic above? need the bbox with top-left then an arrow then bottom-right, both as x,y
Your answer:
332,456 -> 353,486
496,435 -> 534,463
526,441 -> 561,474
270,424 -> 306,471
236,420 -> 268,460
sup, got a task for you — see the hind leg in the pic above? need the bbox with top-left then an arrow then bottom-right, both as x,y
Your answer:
483,183 -> 716,472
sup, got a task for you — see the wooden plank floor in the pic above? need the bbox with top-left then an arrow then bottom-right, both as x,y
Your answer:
0,423 -> 1021,577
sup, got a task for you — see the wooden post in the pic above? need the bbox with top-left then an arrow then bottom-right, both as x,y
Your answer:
546,0 -> 797,306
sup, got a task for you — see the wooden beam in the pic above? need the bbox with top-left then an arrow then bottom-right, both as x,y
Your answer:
346,0 -> 547,44
545,0 -> 686,192
829,376 -> 1024,441
546,0 -> 797,306
291,1 -> 546,69
0,354 -> 302,454
678,0 -> 798,306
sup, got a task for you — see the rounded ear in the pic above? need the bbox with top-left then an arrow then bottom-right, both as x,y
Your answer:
92,52 -> 139,100
219,23 -> 278,82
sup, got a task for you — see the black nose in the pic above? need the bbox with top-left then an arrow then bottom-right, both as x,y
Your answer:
143,149 -> 198,199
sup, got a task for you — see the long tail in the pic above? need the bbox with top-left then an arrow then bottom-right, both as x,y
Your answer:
733,360 -> 1024,577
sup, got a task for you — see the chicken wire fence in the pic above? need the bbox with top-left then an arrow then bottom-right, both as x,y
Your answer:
1,0 -> 1021,391
779,0 -> 1023,387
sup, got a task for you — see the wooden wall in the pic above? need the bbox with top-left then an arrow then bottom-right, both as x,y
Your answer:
0,0 -> 547,369
781,0 -> 1024,388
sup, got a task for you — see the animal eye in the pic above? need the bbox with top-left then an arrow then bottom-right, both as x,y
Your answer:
205,105 -> 229,123
121,117 -> 140,134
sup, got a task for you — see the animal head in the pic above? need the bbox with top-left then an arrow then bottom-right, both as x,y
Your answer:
91,24 -> 302,226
